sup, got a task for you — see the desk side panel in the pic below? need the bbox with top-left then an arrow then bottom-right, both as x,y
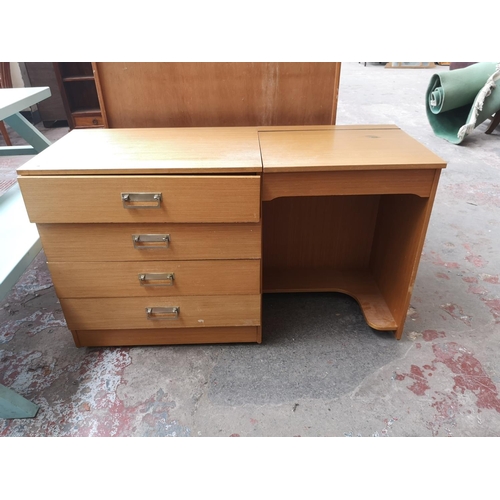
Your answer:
369,170 -> 442,339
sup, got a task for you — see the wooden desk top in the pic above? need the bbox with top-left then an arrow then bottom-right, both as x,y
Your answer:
17,125 -> 446,176
259,127 -> 446,172
17,127 -> 263,176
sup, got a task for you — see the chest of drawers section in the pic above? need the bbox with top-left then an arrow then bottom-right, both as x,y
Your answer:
17,128 -> 263,347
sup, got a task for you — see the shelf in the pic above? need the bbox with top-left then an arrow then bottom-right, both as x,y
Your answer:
71,108 -> 102,117
263,267 -> 397,331
62,76 -> 95,83
54,62 -> 107,130
58,62 -> 93,79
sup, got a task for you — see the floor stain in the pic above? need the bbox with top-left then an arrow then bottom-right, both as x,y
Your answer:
396,341 -> 500,436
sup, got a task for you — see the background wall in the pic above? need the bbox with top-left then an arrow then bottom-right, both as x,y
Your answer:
9,63 -> 25,88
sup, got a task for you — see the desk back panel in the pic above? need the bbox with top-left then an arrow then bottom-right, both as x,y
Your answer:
262,195 -> 380,274
94,63 -> 341,128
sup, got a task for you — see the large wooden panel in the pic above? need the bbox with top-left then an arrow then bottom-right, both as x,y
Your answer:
61,295 -> 261,330
94,63 -> 341,128
49,260 -> 261,298
19,175 -> 261,223
37,223 -> 262,262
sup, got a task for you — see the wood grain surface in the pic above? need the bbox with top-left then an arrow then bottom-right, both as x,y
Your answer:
37,222 -> 262,262
19,175 -> 261,223
94,62 -> 341,128
49,260 -> 261,298
17,127 -> 263,175
262,169 -> 436,200
259,128 -> 446,172
73,326 -> 260,347
262,196 -> 379,271
61,295 -> 261,330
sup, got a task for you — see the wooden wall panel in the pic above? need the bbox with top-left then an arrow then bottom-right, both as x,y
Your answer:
94,63 -> 341,128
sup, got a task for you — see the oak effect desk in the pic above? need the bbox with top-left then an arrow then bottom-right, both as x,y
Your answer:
17,125 -> 446,347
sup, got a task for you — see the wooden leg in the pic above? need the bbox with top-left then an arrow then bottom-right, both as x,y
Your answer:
485,112 -> 500,134
0,121 -> 12,146
4,112 -> 51,153
0,383 -> 39,419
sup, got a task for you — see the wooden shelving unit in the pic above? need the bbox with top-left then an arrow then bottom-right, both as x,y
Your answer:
54,62 -> 107,129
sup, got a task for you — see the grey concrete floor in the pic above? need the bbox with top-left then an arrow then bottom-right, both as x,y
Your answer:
1,62 -> 500,437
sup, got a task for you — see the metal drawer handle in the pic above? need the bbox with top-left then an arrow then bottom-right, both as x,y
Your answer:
146,306 -> 179,320
122,192 -> 162,209
133,234 -> 170,249
139,273 -> 175,286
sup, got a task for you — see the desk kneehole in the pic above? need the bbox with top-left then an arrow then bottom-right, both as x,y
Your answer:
261,168 -> 443,340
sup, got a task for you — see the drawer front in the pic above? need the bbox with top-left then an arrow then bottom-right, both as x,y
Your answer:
73,115 -> 104,128
19,175 -> 261,223
262,170 -> 436,201
38,223 -> 261,261
73,326 -> 260,347
49,260 -> 261,298
61,295 -> 261,330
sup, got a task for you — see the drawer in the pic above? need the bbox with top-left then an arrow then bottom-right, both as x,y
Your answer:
60,295 -> 261,330
73,326 -> 261,347
37,223 -> 261,261
73,114 -> 104,128
49,260 -> 261,298
19,175 -> 261,223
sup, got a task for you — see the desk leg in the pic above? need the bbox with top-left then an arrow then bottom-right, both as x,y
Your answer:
0,383 -> 39,419
3,112 -> 51,154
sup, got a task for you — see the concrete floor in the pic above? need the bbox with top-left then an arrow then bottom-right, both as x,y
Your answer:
1,62 -> 500,437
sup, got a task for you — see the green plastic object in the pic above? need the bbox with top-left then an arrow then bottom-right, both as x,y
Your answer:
425,62 -> 500,144
0,383 -> 39,419
3,112 -> 51,153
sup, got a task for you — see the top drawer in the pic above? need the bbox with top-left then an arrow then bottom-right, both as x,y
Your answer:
18,175 -> 261,223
